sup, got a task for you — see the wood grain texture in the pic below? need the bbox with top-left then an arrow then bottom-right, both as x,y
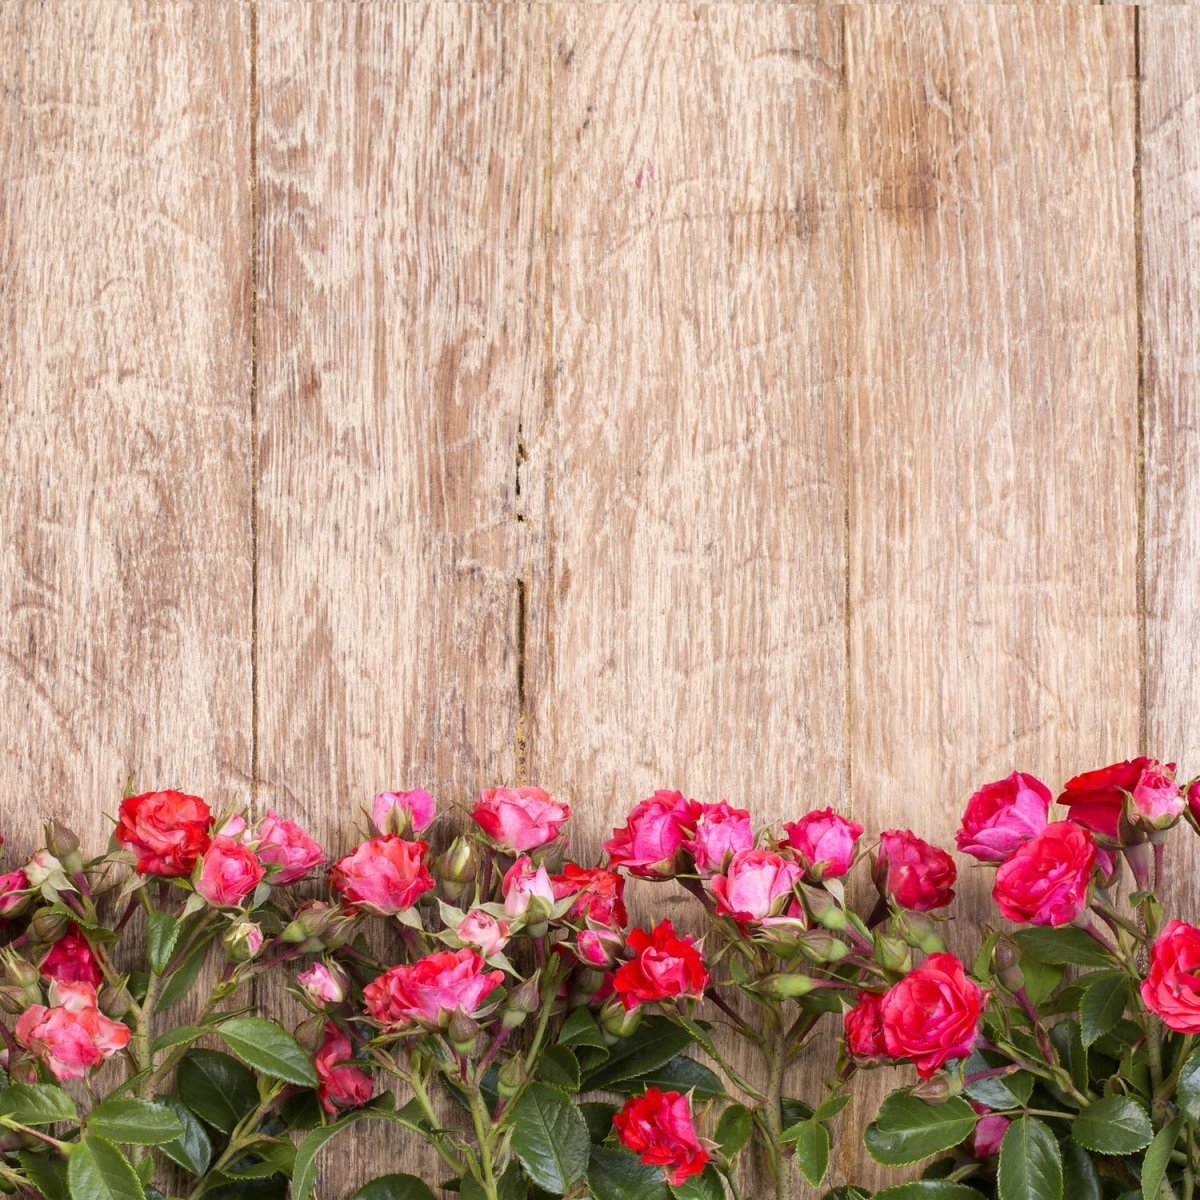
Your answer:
1142,9 -> 1200,917
255,2 -> 545,1189
844,6 -> 1138,1184
0,2 -> 252,854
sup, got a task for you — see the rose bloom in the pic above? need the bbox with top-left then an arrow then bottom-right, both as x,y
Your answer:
613,1088 -> 711,1186
783,808 -> 864,880
1131,762 -> 1183,829
613,920 -> 709,1010
843,991 -> 888,1062
992,821 -> 1095,927
373,789 -> 436,836
1058,757 -> 1170,840
956,772 -> 1051,862
875,830 -> 956,911
604,790 -> 701,880
710,848 -> 801,922
115,790 -> 212,876
881,953 -> 985,1077
195,836 -> 265,907
330,836 -> 434,915
1189,780 -> 1200,823
972,1105 -> 1010,1158
684,801 -> 753,876
457,910 -> 511,958
15,981 -> 130,1081
364,949 -> 504,1029
297,962 -> 349,1006
1141,920 -> 1200,1033
502,855 -> 556,920
40,927 -> 101,987
314,1022 -> 373,1115
257,812 -> 325,884
471,786 -> 570,854
576,926 -> 623,969
0,869 -> 28,918
550,863 -> 628,928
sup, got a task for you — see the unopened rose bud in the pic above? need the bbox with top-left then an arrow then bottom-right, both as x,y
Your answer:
759,973 -> 815,1000
294,1014 -> 325,1053
223,919 -> 264,963
502,976 -> 541,1029
99,980 -> 134,1019
911,1073 -> 960,1103
449,1010 -> 482,1056
23,851 -> 67,893
875,935 -> 911,975
600,997 -> 641,1043
282,901 -> 353,951
497,1054 -> 526,1098
991,941 -> 1024,992
803,886 -> 849,932
797,932 -> 850,964
296,961 -> 349,1007
438,837 -> 477,896
0,949 -> 38,991
44,821 -> 83,875
28,908 -> 69,944
0,986 -> 32,1015
895,911 -> 946,956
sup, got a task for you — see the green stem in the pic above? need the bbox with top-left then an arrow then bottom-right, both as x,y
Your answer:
763,1009 -> 788,1200
378,1055 -> 470,1178
1148,1021 -> 1167,1124
467,1084 -> 500,1200
185,1087 -> 280,1200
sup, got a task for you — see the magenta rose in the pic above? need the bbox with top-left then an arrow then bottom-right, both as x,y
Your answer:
257,811 -> 325,884
956,772 -> 1051,862
709,848 -> 801,922
1141,920 -> 1200,1033
605,791 -> 702,880
471,786 -> 570,853
314,1022 -> 373,1114
843,991 -> 889,1062
0,869 -> 29,918
15,981 -> 130,1081
330,836 -> 434,915
972,1106 -> 1010,1158
783,808 -> 864,880
992,821 -> 1095,926
195,836 -> 265,907
684,802 -> 753,875
373,789 -> 436,836
40,927 -> 101,987
364,949 -> 505,1029
875,830 -> 956,911
880,953 -> 985,1077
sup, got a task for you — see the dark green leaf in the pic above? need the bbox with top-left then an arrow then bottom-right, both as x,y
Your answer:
508,1082 -> 589,1193
669,1164 -> 724,1200
998,1117 -> 1062,1200
16,1150 -> 68,1200
540,1045 -> 581,1092
587,1146 -> 671,1200
157,941 -> 210,1012
1142,1117 -> 1183,1200
86,1099 -> 183,1146
716,1103 -> 753,1158
175,1049 -> 257,1133
0,1083 -> 78,1125
1072,1097 -> 1153,1156
145,910 -> 180,975
611,1054 -> 723,1100
962,1054 -> 1033,1111
1176,1048 -> 1200,1123
291,1096 -> 397,1200
874,1184 -> 988,1200
216,1017 -> 318,1087
558,1008 -> 607,1053
864,1092 -> 978,1166
1013,928 -> 1115,968
350,1176 -> 437,1200
1080,973 -> 1129,1049
460,1163 -> 525,1200
581,1101 -> 618,1142
785,1119 -> 831,1187
156,1097 -> 212,1176
1060,1139 -> 1101,1200
67,1136 -> 144,1200
582,1018 -> 693,1091
782,1098 -> 815,1127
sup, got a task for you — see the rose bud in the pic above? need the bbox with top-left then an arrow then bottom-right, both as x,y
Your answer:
471,786 -> 570,854
880,954 -> 986,1077
802,885 -> 849,932
256,812 -> 325,884
0,870 -> 30,919
448,1009 -> 483,1056
115,790 -> 213,877
759,973 -> 815,1000
844,991 -> 888,1063
40,927 -> 101,987
613,920 -> 709,1011
911,1074 -> 959,1103
874,830 -> 956,911
282,901 -> 356,951
501,856 -> 556,926
44,820 -> 83,876
1188,779 -> 1200,826
294,1013 -> 326,1053
576,927 -> 623,970
456,910 -> 510,958
894,911 -> 946,955
600,995 -> 642,1042
991,940 -> 1024,992
364,949 -> 505,1031
98,980 -> 134,1020
972,1105 -> 1010,1158
613,1089 -> 712,1187
29,908 -> 70,944
196,837 -> 266,908
0,950 -> 39,993
1141,920 -> 1200,1032
709,849 -> 802,922
314,1022 -> 374,1115
604,791 -> 702,880
956,772 -> 1051,862
372,789 -> 435,838
683,801 -> 753,876
330,836 -> 435,916
992,821 -> 1095,927
497,1054 -> 527,1098
502,976 -> 541,1028
1130,761 -> 1184,832
783,809 -> 864,880
223,919 -> 264,963
1058,758 -> 1155,842
0,987 -> 31,1016
297,962 -> 350,1007
436,836 -> 476,904
874,936 -> 911,976
23,851 -> 68,893
796,931 -> 850,965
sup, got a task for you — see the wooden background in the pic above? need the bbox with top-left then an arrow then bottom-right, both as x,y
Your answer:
2,2 -> 1198,1194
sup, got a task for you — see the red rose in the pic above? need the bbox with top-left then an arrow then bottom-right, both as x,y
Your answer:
115,790 -> 212,877
314,1022 -> 373,1114
471,786 -> 570,854
784,808 -> 864,880
604,791 -> 701,880
40,927 -> 101,988
613,1088 -> 711,1186
957,772 -> 1051,862
551,863 -> 628,928
330,836 -> 434,915
843,991 -> 888,1062
992,821 -> 1095,926
684,801 -> 754,876
709,848 -> 801,922
363,949 -> 504,1029
613,920 -> 709,1010
1058,757 -> 1167,840
875,830 -> 956,911
1141,920 -> 1200,1033
881,953 -> 985,1077
196,836 -> 265,907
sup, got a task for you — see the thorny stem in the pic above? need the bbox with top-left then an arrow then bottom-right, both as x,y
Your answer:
763,1007 -> 789,1200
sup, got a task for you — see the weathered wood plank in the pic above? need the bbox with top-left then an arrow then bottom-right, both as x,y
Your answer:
0,3 -> 253,854
255,2 -> 545,1188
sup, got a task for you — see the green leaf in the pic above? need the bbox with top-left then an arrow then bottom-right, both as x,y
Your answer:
216,1017 -> 318,1087
1142,1116 -> 1184,1200
1012,928 -> 1115,968
962,1053 -> 1033,1111
1060,1139 -> 1101,1200
145,909 -> 180,974
0,1083 -> 78,1125
864,1092 -> 978,1167
540,1045 -> 581,1092
784,1119 -> 831,1187
157,940 -> 211,1012
582,1018 -> 694,1091
16,1151 -> 69,1200
67,1136 -> 144,1200
508,1082 -> 590,1193
1072,1096 -> 1153,1156
814,1092 -> 853,1122
86,1099 -> 183,1146
1176,1048 -> 1200,1123
611,1054 -> 723,1099
669,1164 -> 725,1200
675,1015 -> 719,1061
151,1025 -> 204,1055
291,1096 -> 397,1200
581,1101 -> 618,1142
874,1184 -> 988,1200
460,1164 -> 525,1200
175,1049 -> 257,1133
156,1097 -> 212,1176
716,1103 -> 753,1157
998,1117 -> 1062,1200
350,1176 -> 437,1200
558,1008 -> 608,1053
1079,972 -> 1129,1049
587,1146 -> 671,1200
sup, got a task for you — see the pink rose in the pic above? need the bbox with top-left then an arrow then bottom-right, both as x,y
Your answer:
550,864 -> 628,928
15,980 -> 130,1081
1189,780 -> 1200,823
314,1022 -> 373,1114
297,963 -> 349,1006
1142,920 -> 1200,1033
471,786 -> 570,853
783,809 -> 864,880
40,927 -> 101,987
605,791 -> 702,880
257,812 -> 325,884
1131,762 -> 1184,830
875,830 -> 956,911
881,954 -> 985,1077
457,910 -> 511,958
684,802 -> 753,875
992,821 -> 1095,926
195,836 -> 265,907
956,773 -> 1051,862
709,849 -> 801,922
576,927 -> 623,969
844,991 -> 888,1062
364,949 -> 505,1029
0,870 -> 28,918
330,836 -> 434,915
373,789 -> 435,837
502,856 -> 556,920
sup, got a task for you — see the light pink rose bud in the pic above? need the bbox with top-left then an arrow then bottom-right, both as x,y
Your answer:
23,850 -> 67,891
223,919 -> 264,963
456,910 -> 511,958
709,849 -> 801,922
502,856 -> 556,922
195,836 -> 266,907
471,787 -> 571,854
576,926 -> 623,969
257,812 -> 325,884
373,789 -> 435,837
216,814 -> 248,840
684,801 -> 753,876
0,870 -> 30,919
956,773 -> 1051,862
1131,761 -> 1184,830
297,962 -> 350,1006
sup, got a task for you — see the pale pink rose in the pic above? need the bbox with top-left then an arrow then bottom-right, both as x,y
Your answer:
195,836 -> 265,907
330,836 -> 434,915
457,910 -> 511,957
364,949 -> 504,1029
685,802 -> 753,875
605,791 -> 702,879
502,856 -> 556,920
23,850 -> 63,889
297,962 -> 349,1006
373,789 -> 436,837
471,787 -> 570,853
216,814 -> 248,840
257,812 -> 325,884
315,1022 -> 373,1115
15,980 -> 130,1081
1132,761 -> 1184,829
783,809 -> 864,880
956,773 -> 1051,862
709,849 -> 801,921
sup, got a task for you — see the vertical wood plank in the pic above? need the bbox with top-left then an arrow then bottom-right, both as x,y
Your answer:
529,6 -> 845,1188
1142,10 -> 1200,916
0,4 -> 252,853
256,3 -> 544,1188
844,6 -> 1138,1185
